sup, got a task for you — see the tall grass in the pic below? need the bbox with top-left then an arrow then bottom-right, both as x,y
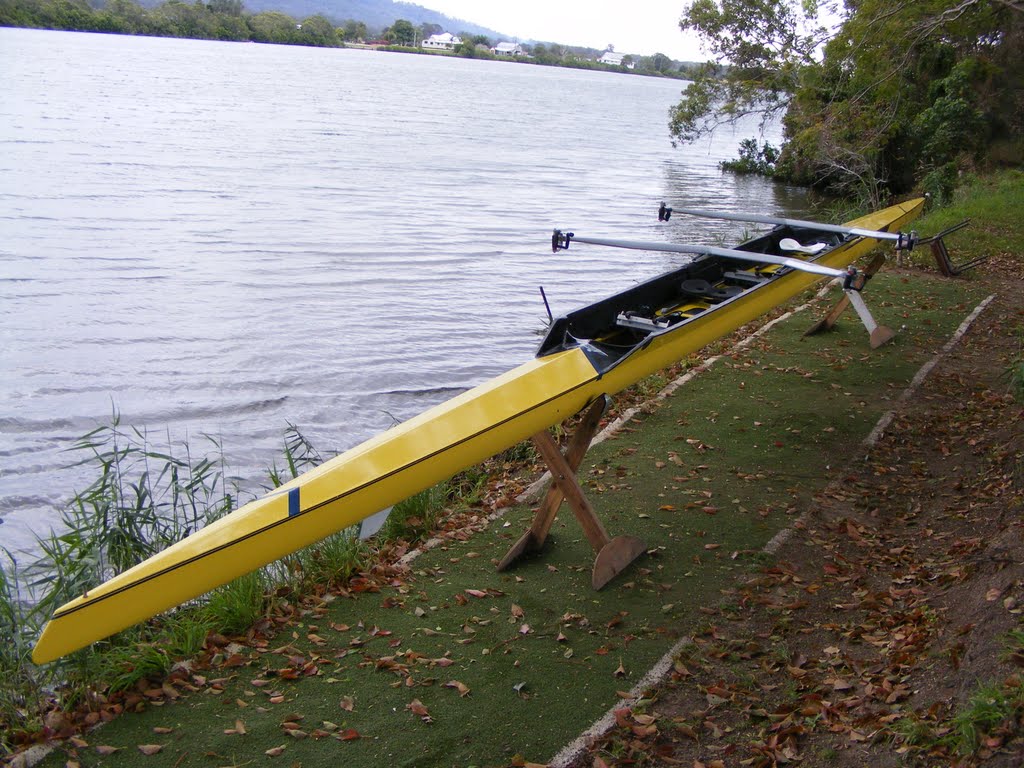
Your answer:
0,549 -> 46,754
0,414 -> 488,755
28,414 -> 237,621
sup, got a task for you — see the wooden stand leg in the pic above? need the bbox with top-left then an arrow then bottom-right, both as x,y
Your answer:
804,253 -> 894,347
497,396 -> 645,590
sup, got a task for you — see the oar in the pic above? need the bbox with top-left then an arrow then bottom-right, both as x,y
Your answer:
551,230 -> 850,279
551,230 -> 892,347
657,203 -> 918,250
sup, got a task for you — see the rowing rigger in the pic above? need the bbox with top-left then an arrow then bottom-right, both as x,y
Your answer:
551,230 -> 893,348
657,203 -> 919,251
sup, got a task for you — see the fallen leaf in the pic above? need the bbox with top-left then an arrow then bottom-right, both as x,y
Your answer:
339,728 -> 361,741
339,695 -> 355,712
94,746 -> 120,756
444,680 -> 471,697
407,698 -> 433,722
136,744 -> 164,756
265,745 -> 286,757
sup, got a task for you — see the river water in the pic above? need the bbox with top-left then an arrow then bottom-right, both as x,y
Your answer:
0,28 -> 810,556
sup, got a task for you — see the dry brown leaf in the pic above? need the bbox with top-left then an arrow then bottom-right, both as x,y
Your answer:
407,698 -> 433,722
444,680 -> 471,697
265,745 -> 286,756
136,744 -> 164,756
339,695 -> 355,711
94,746 -> 120,756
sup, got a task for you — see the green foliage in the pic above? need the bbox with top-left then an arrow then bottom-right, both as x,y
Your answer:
674,0 -> 1024,201
338,18 -> 366,41
720,138 -> 780,176
671,0 -> 823,143
202,570 -> 268,635
950,678 -> 1024,754
0,551 -> 46,755
383,17 -> 414,46
0,0 -> 344,47
28,415 -> 236,622
265,422 -> 324,489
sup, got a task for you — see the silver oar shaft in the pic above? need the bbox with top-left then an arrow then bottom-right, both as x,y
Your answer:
660,205 -> 916,249
558,232 -> 846,278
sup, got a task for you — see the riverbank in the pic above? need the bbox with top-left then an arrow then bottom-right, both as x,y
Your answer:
572,172 -> 1024,767
6,171 -> 1020,767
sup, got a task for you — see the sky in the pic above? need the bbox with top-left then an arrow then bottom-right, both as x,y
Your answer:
413,1 -> 708,62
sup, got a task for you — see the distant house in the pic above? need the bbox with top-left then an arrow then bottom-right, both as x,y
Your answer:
423,32 -> 462,51
492,41 -> 524,56
599,51 -> 634,69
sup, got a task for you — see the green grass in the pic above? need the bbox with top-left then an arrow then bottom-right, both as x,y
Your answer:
7,165 -> 1020,762
27,270 -> 989,767
908,168 -> 1024,270
950,678 -> 1024,755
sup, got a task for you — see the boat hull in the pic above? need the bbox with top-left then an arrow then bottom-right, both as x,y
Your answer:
32,198 -> 924,663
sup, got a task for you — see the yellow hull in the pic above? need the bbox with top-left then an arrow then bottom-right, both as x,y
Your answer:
32,198 -> 923,663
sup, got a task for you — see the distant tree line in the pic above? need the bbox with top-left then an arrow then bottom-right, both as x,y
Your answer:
0,0 -> 366,46
0,0 -> 703,79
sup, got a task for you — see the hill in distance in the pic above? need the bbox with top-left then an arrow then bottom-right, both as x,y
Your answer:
242,0 -> 505,39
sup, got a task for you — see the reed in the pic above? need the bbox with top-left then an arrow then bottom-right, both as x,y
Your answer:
0,549 -> 46,755
0,414 -> 495,754
28,414 -> 237,622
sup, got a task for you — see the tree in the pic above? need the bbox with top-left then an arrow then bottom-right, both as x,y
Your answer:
248,10 -> 300,43
673,0 -> 1023,202
207,0 -> 241,16
299,13 -> 336,46
384,18 -> 415,46
339,19 -> 366,41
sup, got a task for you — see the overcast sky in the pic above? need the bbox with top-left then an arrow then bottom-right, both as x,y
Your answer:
413,1 -> 708,61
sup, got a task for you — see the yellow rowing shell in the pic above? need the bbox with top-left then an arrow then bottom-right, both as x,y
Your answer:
32,198 -> 923,663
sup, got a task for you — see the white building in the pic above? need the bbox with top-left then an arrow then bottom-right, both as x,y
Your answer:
422,32 -> 462,51
492,41 -> 524,56
599,51 -> 634,68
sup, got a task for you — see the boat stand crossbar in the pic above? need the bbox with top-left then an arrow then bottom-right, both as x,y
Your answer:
805,253 -> 896,348
496,395 -> 646,590
919,219 -> 984,277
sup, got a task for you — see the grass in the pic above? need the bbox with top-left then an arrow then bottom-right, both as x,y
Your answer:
3,169 -> 1017,762
19,269 -> 989,767
908,169 -> 1024,271
950,679 -> 1024,755
891,629 -> 1024,758
0,413 -> 495,758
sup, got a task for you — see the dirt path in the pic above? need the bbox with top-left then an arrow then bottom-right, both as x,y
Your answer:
573,282 -> 1024,766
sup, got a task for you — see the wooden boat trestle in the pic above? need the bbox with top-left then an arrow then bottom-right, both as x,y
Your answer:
496,395 -> 646,590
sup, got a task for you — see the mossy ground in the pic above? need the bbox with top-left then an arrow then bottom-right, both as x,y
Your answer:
36,269 -> 989,767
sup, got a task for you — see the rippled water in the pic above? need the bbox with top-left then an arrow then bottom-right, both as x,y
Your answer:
0,28 -> 811,555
